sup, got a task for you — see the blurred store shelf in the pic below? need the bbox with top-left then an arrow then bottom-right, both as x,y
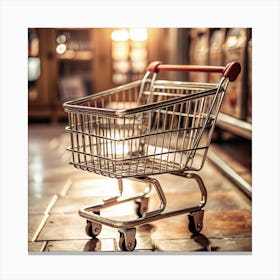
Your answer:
217,113 -> 252,140
209,135 -> 252,198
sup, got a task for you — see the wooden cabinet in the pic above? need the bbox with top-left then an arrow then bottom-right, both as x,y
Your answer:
28,28 -> 55,120
28,28 -> 113,122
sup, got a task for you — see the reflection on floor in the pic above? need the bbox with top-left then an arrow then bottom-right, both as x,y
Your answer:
28,123 -> 252,253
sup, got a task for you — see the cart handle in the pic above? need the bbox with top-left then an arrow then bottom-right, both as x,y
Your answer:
147,61 -> 241,82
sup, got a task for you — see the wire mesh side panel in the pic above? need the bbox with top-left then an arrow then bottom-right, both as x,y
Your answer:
66,80 -> 225,178
145,82 -> 225,172
66,82 -> 149,178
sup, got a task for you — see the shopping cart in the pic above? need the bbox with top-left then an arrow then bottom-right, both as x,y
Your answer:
63,61 -> 241,251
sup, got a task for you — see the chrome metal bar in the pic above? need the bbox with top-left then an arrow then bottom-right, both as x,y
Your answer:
139,176 -> 166,217
189,78 -> 226,159
79,172 -> 206,229
207,149 -> 252,198
216,113 -> 252,140
79,204 -> 203,229
173,172 -> 207,208
117,179 -> 123,196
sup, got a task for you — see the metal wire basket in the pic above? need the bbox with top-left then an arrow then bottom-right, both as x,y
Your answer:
63,61 -> 241,251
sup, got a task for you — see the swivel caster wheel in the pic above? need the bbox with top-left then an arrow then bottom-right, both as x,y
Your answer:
188,210 -> 204,234
85,211 -> 102,238
85,220 -> 102,238
118,228 -> 137,251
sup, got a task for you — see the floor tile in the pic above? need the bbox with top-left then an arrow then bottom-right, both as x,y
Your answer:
28,241 -> 47,252
28,167 -> 78,185
37,214 -> 120,241
135,232 -> 153,251
203,210 -> 252,238
147,209 -> 251,240
205,191 -> 251,211
147,190 -> 250,216
149,215 -> 191,240
28,194 -> 57,215
28,168 -> 76,185
28,214 -> 48,241
28,180 -> 70,196
50,195 -> 104,214
154,168 -> 234,193
37,214 -> 88,241
66,177 -> 121,198
148,192 -> 201,213
154,236 -> 252,252
44,238 -> 117,252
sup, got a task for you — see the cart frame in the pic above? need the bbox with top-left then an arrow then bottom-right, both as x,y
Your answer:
63,61 -> 241,251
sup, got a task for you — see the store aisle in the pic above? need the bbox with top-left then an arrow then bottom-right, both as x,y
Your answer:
28,123 -> 251,253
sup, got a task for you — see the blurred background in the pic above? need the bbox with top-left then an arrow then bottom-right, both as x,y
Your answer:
28,28 -> 252,252
28,28 -> 251,125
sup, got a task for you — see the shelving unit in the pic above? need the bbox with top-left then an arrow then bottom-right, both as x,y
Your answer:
28,28 -> 191,122
28,28 -> 113,123
52,28 -> 95,122
56,51 -> 93,61
185,27 -> 252,197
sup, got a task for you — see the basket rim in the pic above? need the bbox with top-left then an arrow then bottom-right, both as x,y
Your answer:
63,80 -> 219,116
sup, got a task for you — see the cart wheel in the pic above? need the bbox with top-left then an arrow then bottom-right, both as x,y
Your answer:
85,220 -> 102,238
188,210 -> 204,234
135,197 -> 149,218
118,232 -> 137,252
188,220 -> 202,234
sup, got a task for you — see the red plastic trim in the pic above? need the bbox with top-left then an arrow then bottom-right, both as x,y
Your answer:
146,61 -> 162,73
146,61 -> 241,82
222,62 -> 241,82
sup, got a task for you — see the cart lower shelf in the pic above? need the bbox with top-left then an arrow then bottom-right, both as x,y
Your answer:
79,172 -> 207,251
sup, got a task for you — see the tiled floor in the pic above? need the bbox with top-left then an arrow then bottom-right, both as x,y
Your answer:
28,123 -> 252,253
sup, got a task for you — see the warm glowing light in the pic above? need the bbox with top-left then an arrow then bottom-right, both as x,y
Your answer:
111,30 -> 129,41
111,42 -> 129,59
56,34 -> 67,44
64,49 -> 75,59
56,43 -> 67,54
129,28 -> 148,41
131,60 -> 147,72
33,174 -> 43,183
130,48 -> 147,60
227,36 -> 237,48
28,57 -> 41,81
112,73 -> 128,85
115,143 -> 129,155
113,60 -> 130,72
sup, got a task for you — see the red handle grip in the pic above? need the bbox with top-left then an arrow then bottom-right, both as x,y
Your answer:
147,61 -> 241,82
